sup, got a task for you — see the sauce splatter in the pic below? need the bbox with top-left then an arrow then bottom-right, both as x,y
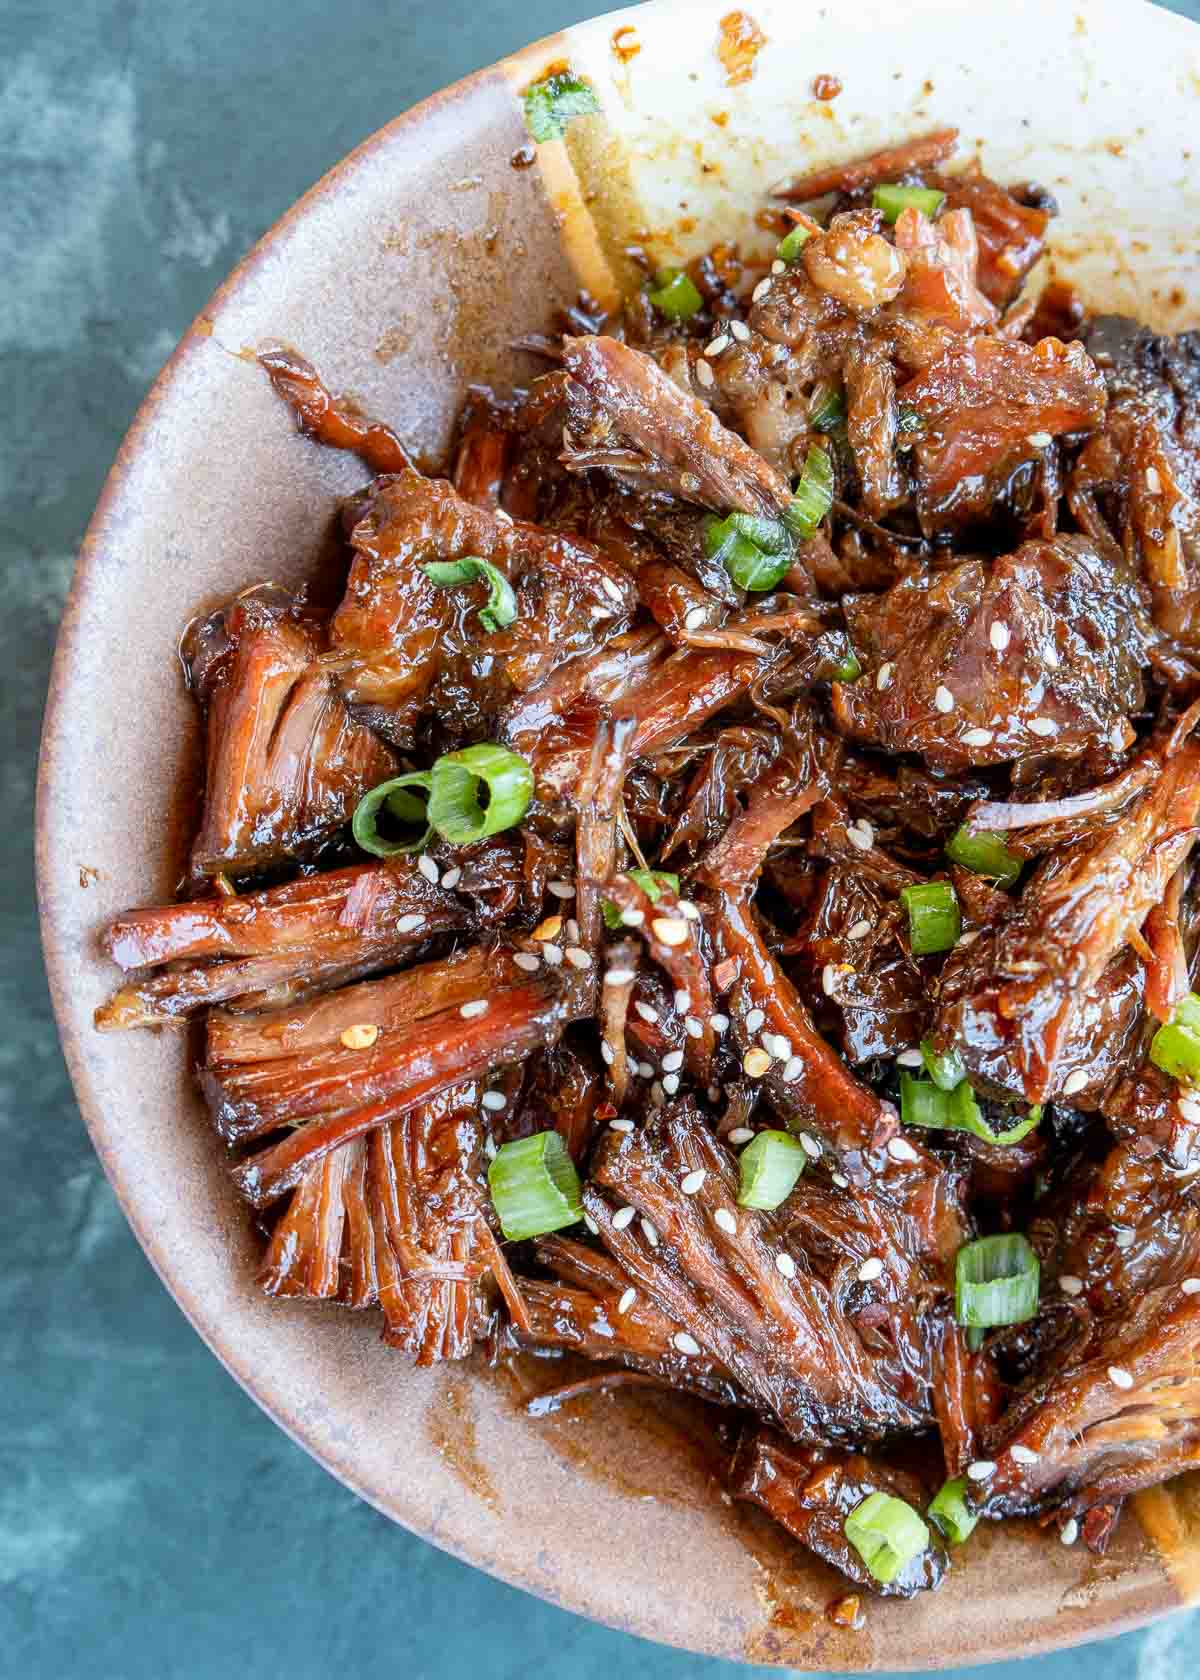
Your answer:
717,11 -> 767,86
611,25 -> 641,64
813,74 -> 843,101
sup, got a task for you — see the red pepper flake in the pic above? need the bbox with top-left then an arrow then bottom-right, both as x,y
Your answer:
713,958 -> 739,992
812,74 -> 843,101
717,11 -> 767,87
595,1101 -> 619,1122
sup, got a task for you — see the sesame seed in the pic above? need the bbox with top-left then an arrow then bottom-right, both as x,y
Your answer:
832,1172 -> 850,1189
584,1212 -> 599,1234
730,319 -> 751,342
782,1056 -> 804,1081
397,913 -> 427,933
662,1050 -> 685,1073
876,661 -> 894,691
743,1048 -> 772,1078
695,359 -> 715,389
440,866 -> 462,890
481,1090 -> 507,1111
513,951 -> 541,972
896,1048 -> 924,1068
601,574 -> 624,603
604,967 -> 637,987
1045,645 -> 1061,669
653,917 -> 689,946
460,1000 -> 488,1019
744,1007 -> 766,1034
621,907 -> 646,927
674,989 -> 692,1014
1059,1275 -> 1083,1296
857,1257 -> 884,1282
613,1206 -> 636,1230
847,919 -> 871,941
1062,1069 -> 1088,1096
1010,1444 -> 1040,1465
1182,1278 -> 1200,1294
340,1023 -> 379,1050
485,1135 -> 499,1160
641,1217 -> 660,1248
714,1208 -> 737,1234
1107,1365 -> 1134,1390
678,901 -> 702,921
610,1118 -> 634,1133
846,824 -> 873,853
934,685 -> 955,713
637,1061 -> 655,1079
542,943 -> 563,966
533,915 -> 562,941
1146,466 -> 1162,494
705,334 -> 731,357
1178,1094 -> 1200,1123
728,1127 -> 755,1145
962,727 -> 994,747
635,1001 -> 659,1025
418,854 -> 441,885
600,1041 -> 615,1066
752,278 -> 772,303
1027,431 -> 1053,448
966,1460 -> 996,1481
674,1331 -> 701,1355
1113,1229 -> 1135,1250
821,964 -> 837,997
681,1169 -> 707,1194
683,1016 -> 703,1039
1060,1518 -> 1079,1546
888,1137 -> 919,1163
776,1252 -> 797,1279
764,1033 -> 792,1061
662,1073 -> 681,1095
711,1013 -> 730,1034
799,1133 -> 822,1159
771,258 -> 787,274
566,918 -> 580,943
548,880 -> 575,899
617,1287 -> 637,1314
1028,716 -> 1058,737
683,605 -> 708,630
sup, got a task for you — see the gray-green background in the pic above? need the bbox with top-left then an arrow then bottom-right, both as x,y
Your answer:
6,1 -> 1200,1674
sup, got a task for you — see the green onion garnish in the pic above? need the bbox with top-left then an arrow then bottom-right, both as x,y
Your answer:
928,1477 -> 978,1545
522,71 -> 600,143
900,880 -> 961,956
844,1492 -> 931,1585
1150,991 -> 1200,1085
919,1037 -> 966,1092
427,743 -> 533,845
834,646 -> 862,683
955,1234 -> 1040,1329
648,268 -> 703,320
422,556 -> 517,634
808,380 -> 846,434
602,868 -> 681,928
899,1074 -> 952,1132
781,444 -> 834,541
946,825 -> 1022,889
872,184 -> 946,224
776,224 -> 812,263
704,514 -> 792,592
726,512 -> 790,554
352,772 -> 434,857
487,1131 -> 583,1240
737,1129 -> 807,1210
899,1072 -> 1040,1147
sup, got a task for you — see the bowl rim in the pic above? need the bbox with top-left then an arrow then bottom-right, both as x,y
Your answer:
35,0 -> 1197,1664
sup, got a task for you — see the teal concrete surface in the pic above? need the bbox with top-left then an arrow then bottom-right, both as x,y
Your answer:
5,1 -> 1200,1674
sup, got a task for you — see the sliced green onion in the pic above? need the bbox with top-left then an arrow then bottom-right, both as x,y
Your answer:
900,1073 -> 952,1132
955,1234 -> 1040,1329
900,880 -> 961,956
523,71 -> 600,143
726,512 -> 790,554
1151,991 -> 1200,1085
946,825 -> 1023,888
352,772 -> 434,857
648,268 -> 703,321
1176,992 -> 1200,1035
928,1477 -> 978,1545
422,556 -> 517,634
737,1130 -> 807,1210
834,645 -> 862,683
808,380 -> 846,434
782,444 -> 834,541
777,224 -> 812,263
844,1491 -> 930,1585
872,184 -> 946,224
704,514 -> 792,592
920,1037 -> 967,1092
427,743 -> 533,845
487,1131 -> 583,1240
900,1072 -> 1041,1147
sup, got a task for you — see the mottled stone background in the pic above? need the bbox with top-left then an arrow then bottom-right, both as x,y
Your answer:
6,1 -> 1200,1674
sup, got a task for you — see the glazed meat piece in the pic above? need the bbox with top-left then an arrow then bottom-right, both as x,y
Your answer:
731,1430 -> 949,1598
184,588 -> 397,878
258,347 -> 412,474
833,537 -> 1151,774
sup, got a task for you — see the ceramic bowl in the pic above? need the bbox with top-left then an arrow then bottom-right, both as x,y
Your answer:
37,0 -> 1200,1664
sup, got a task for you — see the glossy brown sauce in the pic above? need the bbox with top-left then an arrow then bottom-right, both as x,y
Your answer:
717,11 -> 767,87
424,1376 -> 500,1514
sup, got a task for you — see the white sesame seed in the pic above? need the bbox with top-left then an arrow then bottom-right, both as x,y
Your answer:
604,967 -> 637,987
340,1023 -> 380,1050
966,1460 -> 996,1481
847,919 -> 871,941
418,854 -> 441,885
681,1169 -> 707,1195
1045,645 -> 1061,670
1060,1518 -> 1079,1546
888,1137 -> 919,1163
771,258 -> 787,275
542,943 -> 563,965
847,824 -> 873,853
764,1033 -> 792,1061
662,1073 -> 681,1095
832,1172 -> 850,1189
621,907 -> 646,927
714,1208 -> 737,1234
682,1016 -> 702,1040
460,999 -> 488,1019
674,989 -> 692,1014
822,964 -> 837,997
1062,1069 -> 1089,1096
512,951 -> 540,972
857,1257 -> 884,1282
610,1118 -> 634,1133
962,727 -> 994,747
440,866 -> 462,890
896,1048 -> 924,1068
1146,466 -> 1162,494
397,913 -> 427,933
547,880 -> 575,899
990,621 -> 1011,653
565,919 -> 580,943
612,1206 -> 636,1230
678,901 -> 702,921
641,1217 -> 660,1248
752,278 -> 772,303
876,661 -> 895,691
782,1056 -> 804,1081
683,605 -> 708,631
634,1001 -> 659,1027
1113,1229 -> 1135,1250
1178,1094 -> 1200,1123
601,575 -> 624,604
743,1047 -> 771,1078
649,914 -> 689,948
616,1287 -> 637,1314
1182,1278 -> 1200,1294
1027,431 -> 1053,448
800,1133 -> 822,1159
934,685 -> 955,714
1059,1275 -> 1084,1297
584,1212 -> 599,1235
958,930 -> 980,947
662,1049 -> 685,1073
705,334 -> 731,357
711,1013 -> 730,1034
1028,716 -> 1058,737
695,359 -> 715,389
1108,1365 -> 1134,1390
745,1007 -> 766,1033
775,1252 -> 798,1279
637,1061 -> 654,1079
600,1041 -> 615,1066
728,1127 -> 755,1145
674,1331 -> 701,1355
1010,1444 -> 1040,1465
730,320 -> 750,342
484,1135 -> 498,1159
482,1091 -> 507,1111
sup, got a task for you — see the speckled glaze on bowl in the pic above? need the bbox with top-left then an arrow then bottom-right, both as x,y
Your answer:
36,0 -> 1200,1665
